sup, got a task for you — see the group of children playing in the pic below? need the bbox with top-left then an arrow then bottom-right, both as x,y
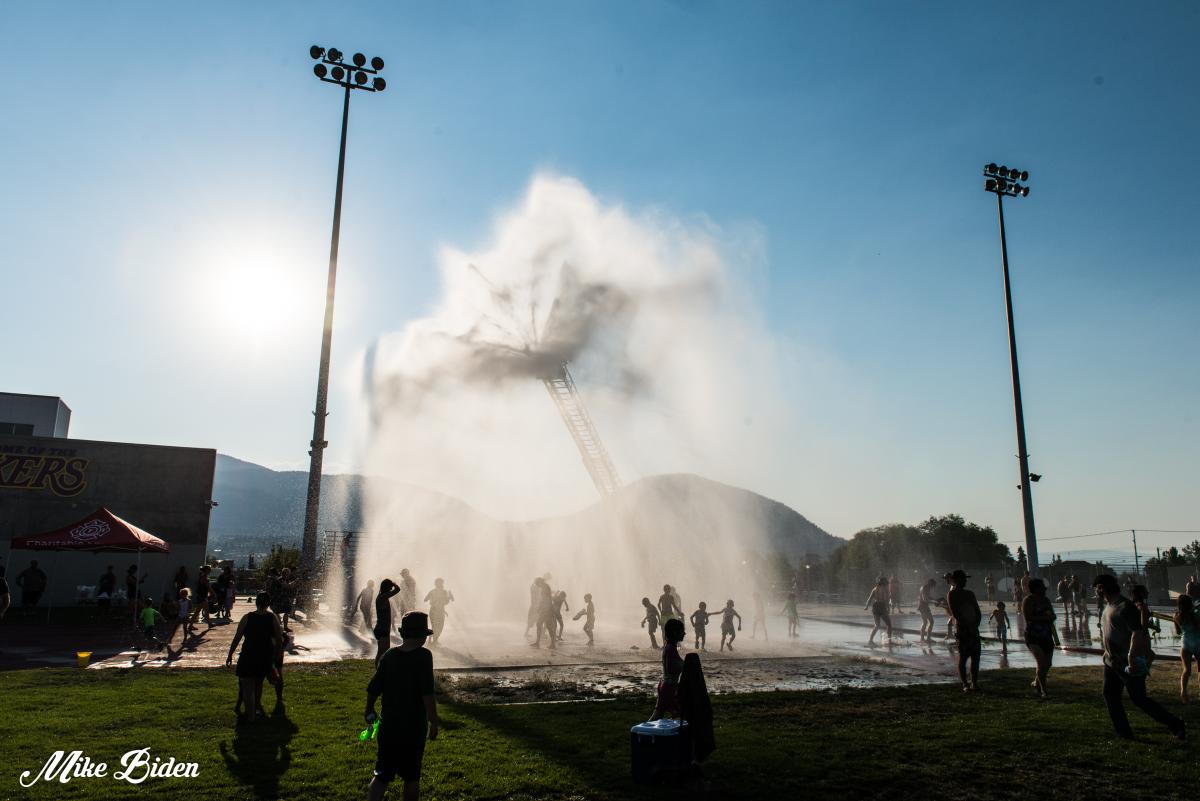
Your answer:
640,584 -> 777,653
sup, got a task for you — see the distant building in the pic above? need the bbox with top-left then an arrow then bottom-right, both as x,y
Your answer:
0,392 -> 71,437
1,393 -> 215,606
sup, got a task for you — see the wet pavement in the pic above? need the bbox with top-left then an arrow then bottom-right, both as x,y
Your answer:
5,601 -> 1187,694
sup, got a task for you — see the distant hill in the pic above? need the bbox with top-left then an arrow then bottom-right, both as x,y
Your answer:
208,454 -> 842,561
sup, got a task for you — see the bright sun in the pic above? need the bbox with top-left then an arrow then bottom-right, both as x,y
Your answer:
197,236 -> 315,350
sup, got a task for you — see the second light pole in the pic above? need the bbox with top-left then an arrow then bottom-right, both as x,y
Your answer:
983,162 -> 1041,578
301,46 -> 386,569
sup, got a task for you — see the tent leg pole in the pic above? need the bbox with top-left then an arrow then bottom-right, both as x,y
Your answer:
47,550 -> 60,625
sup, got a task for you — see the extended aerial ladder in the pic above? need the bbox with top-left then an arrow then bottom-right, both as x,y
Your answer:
543,363 -> 623,497
466,261 -> 623,498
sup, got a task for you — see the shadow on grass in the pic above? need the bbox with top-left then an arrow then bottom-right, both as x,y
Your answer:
219,702 -> 300,799
453,699 -> 707,800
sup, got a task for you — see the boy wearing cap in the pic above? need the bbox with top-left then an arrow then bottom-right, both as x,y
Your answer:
947,570 -> 982,691
365,611 -> 440,801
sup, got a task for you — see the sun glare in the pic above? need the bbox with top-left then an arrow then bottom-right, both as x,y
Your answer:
197,237 -> 314,351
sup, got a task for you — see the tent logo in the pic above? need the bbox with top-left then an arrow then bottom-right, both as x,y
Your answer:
71,520 -> 111,542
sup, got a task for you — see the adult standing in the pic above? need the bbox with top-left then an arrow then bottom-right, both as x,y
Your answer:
0,560 -> 10,621
1022,578 -> 1056,698
1174,595 -> 1200,703
657,584 -> 680,623
864,578 -> 892,646
888,575 -> 903,614
225,591 -> 283,723
399,569 -> 418,617
125,565 -> 143,606
173,566 -> 189,596
373,579 -> 401,665
946,570 -> 983,692
1056,576 -> 1073,620
192,565 -> 214,626
984,573 -> 996,604
1093,574 -> 1186,741
1185,575 -> 1200,603
350,580 -> 376,630
275,567 -> 296,631
214,566 -> 231,621
525,576 -> 541,636
534,578 -> 556,650
96,565 -> 117,610
916,578 -> 937,644
16,560 -> 47,614
424,578 -> 454,646
750,591 -> 768,640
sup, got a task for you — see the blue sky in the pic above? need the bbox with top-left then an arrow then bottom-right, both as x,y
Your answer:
2,2 -> 1197,550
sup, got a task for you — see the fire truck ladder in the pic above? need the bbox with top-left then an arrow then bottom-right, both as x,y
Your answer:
543,363 -> 622,497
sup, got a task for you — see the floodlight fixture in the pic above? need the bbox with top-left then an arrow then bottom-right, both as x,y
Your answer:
311,43 -> 387,92
982,162 -> 1031,198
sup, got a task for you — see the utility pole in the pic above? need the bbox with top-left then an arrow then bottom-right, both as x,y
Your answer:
1132,529 -> 1140,577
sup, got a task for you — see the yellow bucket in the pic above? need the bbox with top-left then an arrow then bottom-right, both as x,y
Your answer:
76,651 -> 92,668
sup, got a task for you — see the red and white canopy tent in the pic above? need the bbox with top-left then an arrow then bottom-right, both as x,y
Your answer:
8,508 -> 170,622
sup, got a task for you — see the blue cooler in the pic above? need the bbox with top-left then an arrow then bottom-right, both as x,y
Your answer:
630,718 -> 691,784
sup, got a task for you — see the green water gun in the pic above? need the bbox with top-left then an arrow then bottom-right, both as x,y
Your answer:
360,713 -> 380,741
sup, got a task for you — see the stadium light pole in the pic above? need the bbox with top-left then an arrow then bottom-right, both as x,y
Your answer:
301,46 -> 386,570
982,162 -> 1041,578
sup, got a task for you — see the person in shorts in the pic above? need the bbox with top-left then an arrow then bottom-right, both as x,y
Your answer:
572,592 -> 595,645
365,611 -> 439,801
140,597 -> 165,651
690,601 -> 710,650
947,569 -> 983,691
16,560 -> 47,615
719,599 -> 742,652
1094,573 -> 1185,740
864,578 -> 892,646
641,597 -> 661,649
96,565 -> 117,610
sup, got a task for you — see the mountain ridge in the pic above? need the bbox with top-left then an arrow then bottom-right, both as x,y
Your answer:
208,454 -> 843,562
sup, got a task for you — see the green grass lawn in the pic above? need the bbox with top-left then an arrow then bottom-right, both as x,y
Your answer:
0,661 -> 1195,801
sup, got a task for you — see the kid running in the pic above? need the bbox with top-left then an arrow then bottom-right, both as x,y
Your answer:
641,597 -> 661,649
719,599 -> 742,652
572,593 -> 595,645
989,601 -> 1011,653
690,602 -> 711,650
